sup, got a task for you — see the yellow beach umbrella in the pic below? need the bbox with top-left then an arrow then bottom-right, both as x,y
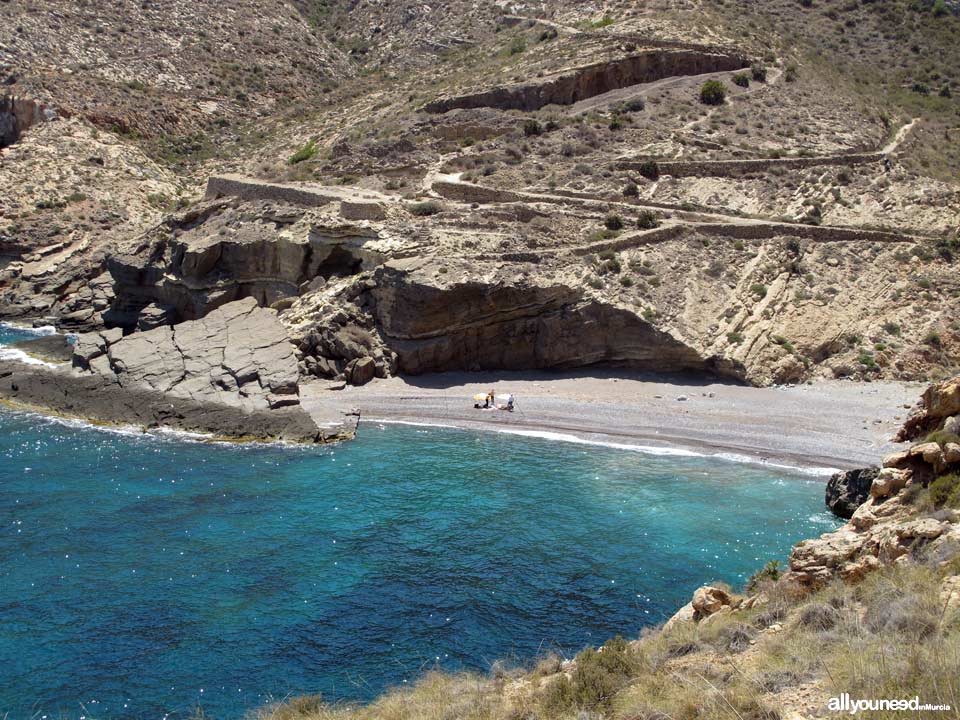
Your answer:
473,393 -> 487,401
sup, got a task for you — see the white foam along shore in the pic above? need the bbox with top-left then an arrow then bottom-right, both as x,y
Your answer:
304,369 -> 923,473
0,321 -> 58,336
0,322 -> 65,367
369,418 -> 842,477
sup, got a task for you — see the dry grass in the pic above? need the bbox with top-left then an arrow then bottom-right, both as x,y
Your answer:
250,560 -> 960,720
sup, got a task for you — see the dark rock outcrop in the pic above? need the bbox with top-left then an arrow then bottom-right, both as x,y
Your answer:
10,334 -> 74,363
0,96 -> 55,148
0,360 -> 328,443
423,50 -> 749,113
825,467 -> 879,519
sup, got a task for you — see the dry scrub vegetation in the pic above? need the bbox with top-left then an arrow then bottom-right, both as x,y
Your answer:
249,562 -> 960,720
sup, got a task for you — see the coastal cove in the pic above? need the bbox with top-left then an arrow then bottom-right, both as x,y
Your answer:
0,405 -> 840,719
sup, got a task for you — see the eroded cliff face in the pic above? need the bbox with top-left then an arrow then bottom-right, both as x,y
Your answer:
106,201 -> 386,328
0,96 -> 53,148
423,49 -> 749,113
369,260 -> 715,375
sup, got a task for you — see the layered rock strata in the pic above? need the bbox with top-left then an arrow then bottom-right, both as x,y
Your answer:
74,297 -> 301,412
423,49 -> 749,113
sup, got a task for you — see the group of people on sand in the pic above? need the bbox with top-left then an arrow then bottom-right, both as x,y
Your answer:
474,389 -> 515,412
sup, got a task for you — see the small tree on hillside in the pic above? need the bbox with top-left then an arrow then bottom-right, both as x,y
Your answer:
699,80 -> 726,105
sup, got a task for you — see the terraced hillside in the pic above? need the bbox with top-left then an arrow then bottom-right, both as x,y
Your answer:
1,0 -> 958,388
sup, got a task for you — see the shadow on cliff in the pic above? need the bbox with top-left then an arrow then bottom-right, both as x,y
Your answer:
392,367 -> 744,390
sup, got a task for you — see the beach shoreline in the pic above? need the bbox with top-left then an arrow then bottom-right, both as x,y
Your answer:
301,369 -> 923,473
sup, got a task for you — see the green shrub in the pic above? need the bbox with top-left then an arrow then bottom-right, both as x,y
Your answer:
604,213 -> 624,231
608,114 -> 624,130
523,119 -> 542,137
727,331 -> 745,344
923,430 -> 960,447
732,72 -> 750,88
924,331 -> 942,347
751,63 -> 767,82
409,200 -> 442,216
636,210 -> 659,230
883,321 -> 901,336
785,64 -> 798,82
623,97 -> 645,112
619,276 -> 634,287
929,473 -> 960,509
509,36 -> 526,55
638,160 -> 660,180
622,182 -> 639,197
288,140 -> 318,164
858,350 -> 878,369
749,283 -> 767,298
747,560 -> 781,592
699,80 -> 726,105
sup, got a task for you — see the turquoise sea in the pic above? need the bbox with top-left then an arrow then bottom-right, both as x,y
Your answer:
0,323 -> 840,719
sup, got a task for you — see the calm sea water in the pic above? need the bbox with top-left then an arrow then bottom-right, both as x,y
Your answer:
0,323 -> 839,719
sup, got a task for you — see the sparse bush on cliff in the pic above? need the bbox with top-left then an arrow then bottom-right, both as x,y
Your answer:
604,213 -> 624,231
543,636 -> 642,712
733,72 -> 750,88
751,62 -> 768,82
523,119 -> 542,137
508,36 -> 527,55
288,139 -> 318,164
747,559 -> 781,590
622,181 -> 639,197
927,473 -> 960,508
409,200 -> 442,216
638,160 -> 660,180
699,79 -> 727,105
636,210 -> 659,230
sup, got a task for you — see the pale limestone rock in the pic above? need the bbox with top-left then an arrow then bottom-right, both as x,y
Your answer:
896,518 -> 946,540
882,450 -> 910,468
662,601 -> 694,632
691,585 -> 732,619
944,442 -> 960,465
941,576 -> 960,615
869,467 -> 911,499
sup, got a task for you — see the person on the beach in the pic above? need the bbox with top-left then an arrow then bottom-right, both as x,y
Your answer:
486,389 -> 494,408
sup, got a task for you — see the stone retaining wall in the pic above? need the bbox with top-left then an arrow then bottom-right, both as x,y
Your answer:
206,175 -> 340,207
431,180 -> 523,204
617,152 -> 884,178
424,49 -> 749,113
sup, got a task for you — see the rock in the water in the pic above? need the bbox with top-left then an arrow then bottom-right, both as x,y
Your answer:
825,467 -> 879,519
10,334 -> 73,363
